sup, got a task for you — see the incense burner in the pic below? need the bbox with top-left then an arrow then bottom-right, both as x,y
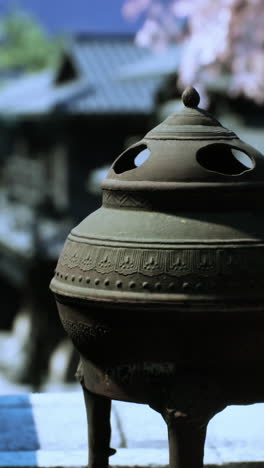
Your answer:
51,87 -> 264,468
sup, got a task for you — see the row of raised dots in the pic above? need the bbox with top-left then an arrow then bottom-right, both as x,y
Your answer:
55,273 -> 183,291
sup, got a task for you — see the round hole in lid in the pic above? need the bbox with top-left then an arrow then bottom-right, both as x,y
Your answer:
113,144 -> 151,174
196,143 -> 254,176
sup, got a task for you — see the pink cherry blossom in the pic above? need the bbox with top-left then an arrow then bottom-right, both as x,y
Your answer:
123,0 -> 264,103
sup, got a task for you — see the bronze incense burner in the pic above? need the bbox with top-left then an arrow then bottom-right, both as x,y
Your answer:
50,87 -> 264,468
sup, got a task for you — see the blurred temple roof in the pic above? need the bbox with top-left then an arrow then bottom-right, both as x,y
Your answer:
0,0 -> 143,35
0,37 -> 164,116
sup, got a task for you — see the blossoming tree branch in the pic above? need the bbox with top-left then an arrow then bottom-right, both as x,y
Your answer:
123,0 -> 264,104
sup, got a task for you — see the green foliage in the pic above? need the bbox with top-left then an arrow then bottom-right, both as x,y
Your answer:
0,9 -> 65,72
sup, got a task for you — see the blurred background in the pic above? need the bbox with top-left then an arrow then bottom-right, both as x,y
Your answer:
0,0 -> 264,394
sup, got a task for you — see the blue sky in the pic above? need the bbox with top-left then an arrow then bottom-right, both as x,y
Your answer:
0,0 -> 144,35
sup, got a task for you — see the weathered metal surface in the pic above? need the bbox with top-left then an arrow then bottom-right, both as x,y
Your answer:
50,87 -> 264,468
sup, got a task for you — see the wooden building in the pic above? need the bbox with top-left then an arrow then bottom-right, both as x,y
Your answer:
0,36 -> 163,221
0,35 -> 164,386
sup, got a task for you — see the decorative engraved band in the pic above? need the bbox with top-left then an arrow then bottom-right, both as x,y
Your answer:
102,185 -> 264,210
52,238 -> 264,297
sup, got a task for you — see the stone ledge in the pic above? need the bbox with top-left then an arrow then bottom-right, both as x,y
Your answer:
0,448 -> 168,467
1,393 -> 264,467
1,451 -> 264,468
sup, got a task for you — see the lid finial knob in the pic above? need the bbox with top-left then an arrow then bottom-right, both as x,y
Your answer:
182,86 -> 200,108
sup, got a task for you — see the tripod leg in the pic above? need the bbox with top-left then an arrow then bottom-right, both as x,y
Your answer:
82,386 -> 115,468
166,414 -> 207,468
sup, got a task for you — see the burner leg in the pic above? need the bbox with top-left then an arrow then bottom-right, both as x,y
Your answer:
166,413 -> 207,468
83,387 -> 115,468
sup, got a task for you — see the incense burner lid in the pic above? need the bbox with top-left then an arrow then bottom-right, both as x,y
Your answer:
103,87 -> 264,210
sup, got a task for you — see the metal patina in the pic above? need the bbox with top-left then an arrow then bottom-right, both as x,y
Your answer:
50,87 -> 264,468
